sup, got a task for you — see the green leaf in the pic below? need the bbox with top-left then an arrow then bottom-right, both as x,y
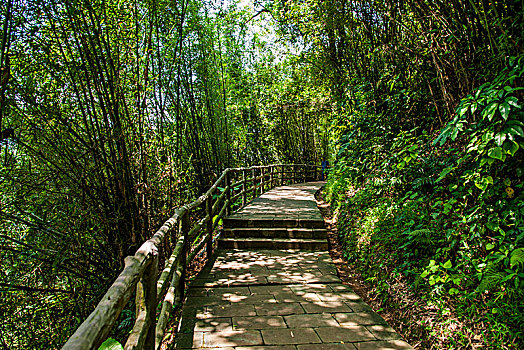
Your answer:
470,102 -> 478,115
487,147 -> 503,160
494,133 -> 506,146
505,125 -> 524,138
503,140 -> 519,156
449,287 -> 459,295
442,260 -> 452,269
482,102 -> 498,121
510,248 -> 524,269
475,176 -> 493,191
99,338 -> 124,350
478,264 -> 504,291
499,102 -> 510,120
507,119 -> 524,127
475,86 -> 483,99
486,221 -> 499,231
457,104 -> 468,117
475,181 -> 487,191
505,96 -> 520,108
436,167 -> 452,182
486,243 -> 495,250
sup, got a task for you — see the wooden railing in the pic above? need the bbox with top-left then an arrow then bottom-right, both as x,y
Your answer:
62,164 -> 321,350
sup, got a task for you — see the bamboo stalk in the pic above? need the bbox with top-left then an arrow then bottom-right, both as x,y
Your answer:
206,195 -> 213,257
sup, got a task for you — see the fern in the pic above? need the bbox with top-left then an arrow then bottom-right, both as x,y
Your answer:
409,229 -> 433,245
510,248 -> 524,269
478,263 -> 505,291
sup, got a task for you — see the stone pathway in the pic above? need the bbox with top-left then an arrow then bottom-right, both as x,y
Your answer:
225,182 -> 324,222
220,182 -> 328,251
174,183 -> 412,349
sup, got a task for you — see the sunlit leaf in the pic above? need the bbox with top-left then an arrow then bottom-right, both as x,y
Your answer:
499,102 -> 510,120
482,102 -> 498,121
505,125 -> 524,138
505,96 -> 520,108
503,140 -> 519,156
494,133 -> 506,146
487,147 -> 503,160
99,338 -> 123,350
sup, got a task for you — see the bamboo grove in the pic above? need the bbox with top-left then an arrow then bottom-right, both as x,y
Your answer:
0,0 -> 328,347
1,0 -> 523,348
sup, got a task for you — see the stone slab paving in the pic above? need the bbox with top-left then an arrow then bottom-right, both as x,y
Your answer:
173,182 -> 412,349
226,182 -> 325,222
174,250 -> 412,349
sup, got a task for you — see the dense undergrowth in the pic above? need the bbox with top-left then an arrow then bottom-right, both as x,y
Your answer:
325,58 -> 524,348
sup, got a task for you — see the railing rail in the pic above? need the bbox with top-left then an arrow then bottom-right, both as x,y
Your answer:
62,163 -> 321,350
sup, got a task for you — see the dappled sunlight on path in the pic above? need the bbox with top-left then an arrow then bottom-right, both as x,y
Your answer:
173,181 -> 411,349
175,250 -> 412,349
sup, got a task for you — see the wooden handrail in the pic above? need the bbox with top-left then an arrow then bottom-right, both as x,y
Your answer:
62,163 -> 321,350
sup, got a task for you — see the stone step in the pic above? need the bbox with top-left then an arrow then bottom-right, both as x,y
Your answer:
223,217 -> 324,229
223,227 -> 328,239
218,238 -> 329,251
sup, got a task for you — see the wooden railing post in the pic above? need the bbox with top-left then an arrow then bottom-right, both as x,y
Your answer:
225,171 -> 232,216
269,166 -> 274,189
280,165 -> 284,185
175,211 -> 189,305
293,164 -> 297,184
144,254 -> 158,350
242,169 -> 247,206
261,167 -> 265,193
206,195 -> 213,258
126,248 -> 158,350
302,165 -> 307,183
252,168 -> 256,198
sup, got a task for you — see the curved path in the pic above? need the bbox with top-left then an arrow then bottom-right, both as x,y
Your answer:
174,182 -> 412,349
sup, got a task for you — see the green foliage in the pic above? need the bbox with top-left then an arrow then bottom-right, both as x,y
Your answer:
324,50 -> 523,349
510,248 -> 524,269
98,338 -> 124,350
283,0 -> 524,346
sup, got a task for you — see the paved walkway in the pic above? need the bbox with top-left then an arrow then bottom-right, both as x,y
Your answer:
174,183 -> 412,349
226,182 -> 324,222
